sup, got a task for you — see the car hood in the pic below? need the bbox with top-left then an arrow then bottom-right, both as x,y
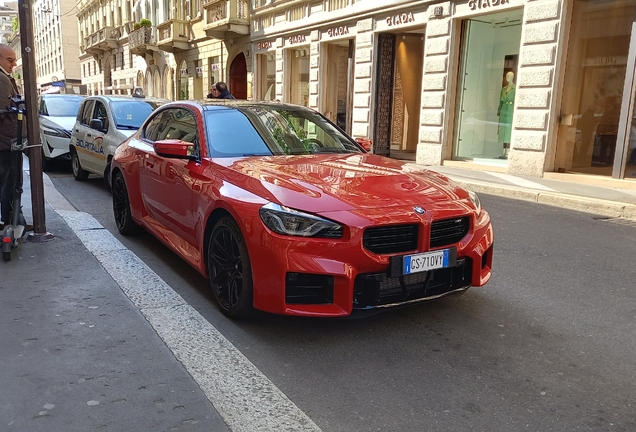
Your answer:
218,154 -> 469,213
40,115 -> 76,132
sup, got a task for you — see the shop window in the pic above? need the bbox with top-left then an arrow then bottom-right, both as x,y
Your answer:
556,0 -> 635,178
289,47 -> 309,106
453,11 -> 523,162
257,52 -> 276,101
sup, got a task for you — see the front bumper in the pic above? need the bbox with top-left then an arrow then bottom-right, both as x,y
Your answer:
247,208 -> 494,317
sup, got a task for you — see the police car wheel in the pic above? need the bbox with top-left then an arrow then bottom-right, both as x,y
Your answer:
103,161 -> 112,193
71,148 -> 89,181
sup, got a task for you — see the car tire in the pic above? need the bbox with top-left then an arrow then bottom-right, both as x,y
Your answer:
41,149 -> 51,172
112,172 -> 138,235
103,160 -> 112,193
71,148 -> 89,181
207,217 -> 254,319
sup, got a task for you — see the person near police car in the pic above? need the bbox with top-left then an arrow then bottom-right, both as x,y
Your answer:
0,44 -> 30,230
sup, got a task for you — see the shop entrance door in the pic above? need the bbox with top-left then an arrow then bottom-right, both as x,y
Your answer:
321,40 -> 354,134
230,53 -> 248,99
373,32 -> 425,159
555,0 -> 635,176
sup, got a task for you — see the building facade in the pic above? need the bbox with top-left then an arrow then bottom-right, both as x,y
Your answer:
75,0 -> 249,101
32,0 -> 82,94
0,2 -> 17,44
249,0 -> 636,181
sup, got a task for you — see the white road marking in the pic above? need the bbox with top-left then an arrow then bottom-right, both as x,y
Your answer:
53,208 -> 322,432
485,171 -> 556,191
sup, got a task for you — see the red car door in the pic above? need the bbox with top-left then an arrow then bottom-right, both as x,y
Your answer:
141,107 -> 200,248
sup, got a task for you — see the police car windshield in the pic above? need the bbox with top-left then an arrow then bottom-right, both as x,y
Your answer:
111,100 -> 159,129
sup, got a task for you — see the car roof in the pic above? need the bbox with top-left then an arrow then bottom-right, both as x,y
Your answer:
41,94 -> 85,98
84,95 -> 169,103
168,99 -> 315,112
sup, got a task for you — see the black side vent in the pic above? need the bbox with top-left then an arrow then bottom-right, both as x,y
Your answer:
363,224 -> 419,255
285,273 -> 334,305
430,217 -> 470,248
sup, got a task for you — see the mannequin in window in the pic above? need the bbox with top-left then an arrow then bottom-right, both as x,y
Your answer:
497,71 -> 516,159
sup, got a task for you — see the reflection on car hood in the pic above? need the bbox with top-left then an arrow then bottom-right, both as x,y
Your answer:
39,115 -> 76,132
219,154 -> 468,213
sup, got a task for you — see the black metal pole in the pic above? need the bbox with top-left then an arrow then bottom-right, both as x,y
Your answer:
18,0 -> 53,241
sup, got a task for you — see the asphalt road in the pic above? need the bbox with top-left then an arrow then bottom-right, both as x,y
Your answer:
46,164 -> 636,432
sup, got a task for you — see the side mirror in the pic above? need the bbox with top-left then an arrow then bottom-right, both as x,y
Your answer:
89,118 -> 104,131
355,137 -> 373,152
154,139 -> 196,160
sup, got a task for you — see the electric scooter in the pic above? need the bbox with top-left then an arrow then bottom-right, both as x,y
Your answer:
1,96 -> 28,262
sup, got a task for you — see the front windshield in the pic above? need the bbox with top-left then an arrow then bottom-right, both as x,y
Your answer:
41,96 -> 83,117
111,100 -> 161,129
204,106 -> 362,157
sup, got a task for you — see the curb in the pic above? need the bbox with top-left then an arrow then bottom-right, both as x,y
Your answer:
452,179 -> 636,220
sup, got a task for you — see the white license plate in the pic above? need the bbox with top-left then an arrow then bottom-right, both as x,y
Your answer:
403,249 -> 451,275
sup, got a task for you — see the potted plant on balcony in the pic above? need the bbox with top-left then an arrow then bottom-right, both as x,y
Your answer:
133,18 -> 152,30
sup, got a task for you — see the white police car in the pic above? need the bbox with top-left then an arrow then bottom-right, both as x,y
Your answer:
69,94 -> 167,187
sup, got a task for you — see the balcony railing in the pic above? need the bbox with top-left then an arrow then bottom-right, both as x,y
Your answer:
156,19 -> 190,53
84,26 -> 119,55
129,26 -> 158,56
203,0 -> 250,38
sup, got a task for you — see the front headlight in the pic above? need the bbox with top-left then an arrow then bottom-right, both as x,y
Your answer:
259,203 -> 343,238
468,190 -> 481,214
42,126 -> 71,138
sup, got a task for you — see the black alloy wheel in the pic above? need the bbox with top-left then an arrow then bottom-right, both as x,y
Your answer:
112,172 -> 137,235
207,217 -> 254,319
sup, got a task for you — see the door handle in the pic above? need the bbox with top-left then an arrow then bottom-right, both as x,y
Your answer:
86,133 -> 92,137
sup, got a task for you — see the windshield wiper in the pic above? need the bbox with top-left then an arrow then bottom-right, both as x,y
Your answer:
312,148 -> 355,154
116,124 -> 139,130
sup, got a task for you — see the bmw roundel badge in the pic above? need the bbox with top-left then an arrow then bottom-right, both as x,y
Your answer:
414,206 -> 425,214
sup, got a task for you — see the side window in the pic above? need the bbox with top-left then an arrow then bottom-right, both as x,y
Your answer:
80,101 -> 94,125
155,108 -> 199,156
92,101 -> 109,132
142,111 -> 167,142
39,98 -> 47,115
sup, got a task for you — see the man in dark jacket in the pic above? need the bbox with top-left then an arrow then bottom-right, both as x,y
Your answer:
0,44 -> 27,228
214,82 -> 236,99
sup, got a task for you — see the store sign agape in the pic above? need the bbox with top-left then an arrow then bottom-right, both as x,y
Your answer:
327,26 -> 349,37
288,34 -> 307,45
386,12 -> 415,26
468,0 -> 509,10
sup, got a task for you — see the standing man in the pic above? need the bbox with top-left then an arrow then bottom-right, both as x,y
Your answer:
0,44 -> 26,229
213,82 -> 236,99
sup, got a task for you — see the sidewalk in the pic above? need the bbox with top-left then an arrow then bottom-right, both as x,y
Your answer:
2,159 -> 636,431
424,163 -> 636,220
0,168 -> 231,431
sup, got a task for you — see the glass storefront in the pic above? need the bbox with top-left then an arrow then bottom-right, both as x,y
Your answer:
453,10 -> 523,163
321,40 -> 354,133
257,53 -> 276,101
288,46 -> 310,106
556,0 -> 636,178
